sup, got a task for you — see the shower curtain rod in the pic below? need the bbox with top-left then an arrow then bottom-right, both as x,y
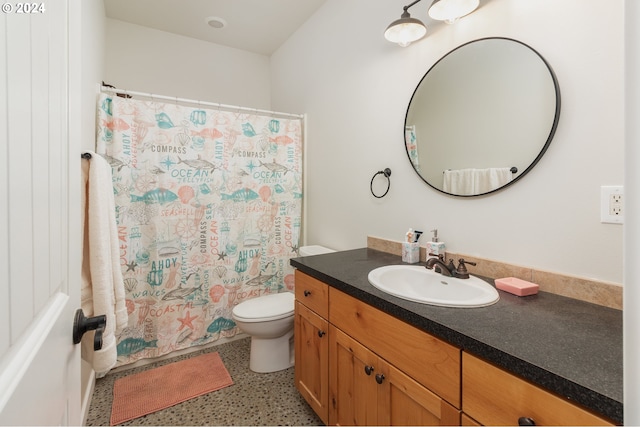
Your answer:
100,85 -> 304,119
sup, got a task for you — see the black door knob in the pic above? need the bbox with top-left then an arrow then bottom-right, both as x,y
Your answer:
72,309 -> 107,350
518,417 -> 536,426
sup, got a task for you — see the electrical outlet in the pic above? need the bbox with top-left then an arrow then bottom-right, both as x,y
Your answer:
601,186 -> 623,224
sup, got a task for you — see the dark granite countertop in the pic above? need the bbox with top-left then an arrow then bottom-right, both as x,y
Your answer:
290,248 -> 623,424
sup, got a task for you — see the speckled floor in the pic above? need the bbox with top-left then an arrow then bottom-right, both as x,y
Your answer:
85,337 -> 323,426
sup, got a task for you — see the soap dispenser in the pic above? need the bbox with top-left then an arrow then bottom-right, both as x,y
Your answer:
426,229 -> 446,261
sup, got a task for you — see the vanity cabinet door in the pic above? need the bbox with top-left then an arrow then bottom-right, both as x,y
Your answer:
295,301 -> 329,425
377,359 -> 461,426
329,325 -> 378,426
462,353 -> 614,426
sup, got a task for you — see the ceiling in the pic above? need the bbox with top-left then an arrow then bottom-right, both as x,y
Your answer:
104,0 -> 327,56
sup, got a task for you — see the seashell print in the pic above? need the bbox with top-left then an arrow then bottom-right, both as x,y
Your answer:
123,277 -> 138,293
209,285 -> 225,303
214,265 -> 227,278
175,132 -> 191,146
274,184 -> 285,194
177,186 -> 195,204
102,117 -> 130,131
241,123 -> 256,137
155,112 -> 174,129
284,274 -> 295,291
258,185 -> 271,202
125,299 -> 136,315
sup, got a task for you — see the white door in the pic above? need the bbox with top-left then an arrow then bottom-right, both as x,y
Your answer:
0,1 -> 83,425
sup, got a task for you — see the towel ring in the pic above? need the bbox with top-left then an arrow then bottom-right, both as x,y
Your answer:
370,168 -> 391,198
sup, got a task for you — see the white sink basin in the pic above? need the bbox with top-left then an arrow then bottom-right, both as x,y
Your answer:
368,265 -> 499,308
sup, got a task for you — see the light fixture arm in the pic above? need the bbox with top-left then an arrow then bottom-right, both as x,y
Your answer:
402,0 -> 423,16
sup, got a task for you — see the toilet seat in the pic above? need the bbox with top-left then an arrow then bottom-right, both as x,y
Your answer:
232,292 -> 294,322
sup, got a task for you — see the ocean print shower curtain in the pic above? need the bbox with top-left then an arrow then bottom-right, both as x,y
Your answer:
96,93 -> 302,366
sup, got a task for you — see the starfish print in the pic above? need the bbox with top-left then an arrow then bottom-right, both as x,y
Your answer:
291,244 -> 299,255
245,160 -> 257,173
217,251 -> 228,261
126,260 -> 138,272
177,310 -> 198,331
161,156 -> 176,170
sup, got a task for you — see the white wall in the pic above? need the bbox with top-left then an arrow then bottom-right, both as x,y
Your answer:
271,0 -> 624,284
624,0 -> 639,423
104,19 -> 272,109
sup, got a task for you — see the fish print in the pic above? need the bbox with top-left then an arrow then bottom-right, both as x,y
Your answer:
259,160 -> 290,175
101,154 -> 126,171
221,188 -> 260,202
207,317 -> 236,334
131,188 -> 179,205
101,118 -> 130,131
242,123 -> 256,137
246,272 -> 276,287
178,155 -> 217,171
191,127 -> 223,140
117,337 -> 158,356
269,135 -> 294,145
148,166 -> 166,175
162,283 -> 204,301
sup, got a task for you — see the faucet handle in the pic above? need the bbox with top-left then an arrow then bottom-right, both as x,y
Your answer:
455,258 -> 477,279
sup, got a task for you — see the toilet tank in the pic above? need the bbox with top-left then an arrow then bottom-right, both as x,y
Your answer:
299,245 -> 335,257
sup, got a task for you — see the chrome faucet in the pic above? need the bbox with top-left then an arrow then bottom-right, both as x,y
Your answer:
425,255 -> 477,279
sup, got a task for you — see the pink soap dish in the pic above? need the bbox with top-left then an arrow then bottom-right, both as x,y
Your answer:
495,277 -> 539,296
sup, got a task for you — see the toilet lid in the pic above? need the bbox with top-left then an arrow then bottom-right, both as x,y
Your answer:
232,292 -> 294,322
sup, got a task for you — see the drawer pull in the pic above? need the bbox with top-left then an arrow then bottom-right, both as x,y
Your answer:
318,330 -> 326,338
518,417 -> 536,426
375,373 -> 385,384
304,290 -> 311,297
364,365 -> 374,375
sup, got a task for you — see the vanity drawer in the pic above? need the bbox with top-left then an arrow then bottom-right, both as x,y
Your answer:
329,288 -> 461,408
295,271 -> 329,318
462,352 -> 614,426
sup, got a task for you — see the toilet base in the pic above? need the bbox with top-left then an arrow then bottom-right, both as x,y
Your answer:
249,330 -> 294,373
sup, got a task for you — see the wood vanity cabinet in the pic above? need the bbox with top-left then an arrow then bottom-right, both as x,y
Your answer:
330,325 -> 459,426
294,270 -> 615,426
462,352 -> 614,426
294,271 -> 330,424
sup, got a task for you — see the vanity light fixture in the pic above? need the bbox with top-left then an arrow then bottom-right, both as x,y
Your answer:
428,0 -> 479,24
384,0 -> 427,47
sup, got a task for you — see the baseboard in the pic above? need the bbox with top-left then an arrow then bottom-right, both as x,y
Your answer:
80,359 -> 96,426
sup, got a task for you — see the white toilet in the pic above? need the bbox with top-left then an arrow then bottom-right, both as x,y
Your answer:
231,245 -> 335,373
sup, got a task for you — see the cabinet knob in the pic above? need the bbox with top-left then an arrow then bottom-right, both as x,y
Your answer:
375,373 -> 385,384
318,330 -> 326,338
304,290 -> 311,297
364,365 -> 374,375
518,417 -> 536,426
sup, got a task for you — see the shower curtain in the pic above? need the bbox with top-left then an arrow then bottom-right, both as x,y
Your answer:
96,93 -> 303,366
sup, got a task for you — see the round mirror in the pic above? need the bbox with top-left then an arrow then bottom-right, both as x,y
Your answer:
405,37 -> 560,196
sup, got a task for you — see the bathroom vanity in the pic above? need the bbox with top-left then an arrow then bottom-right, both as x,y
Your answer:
291,248 -> 622,426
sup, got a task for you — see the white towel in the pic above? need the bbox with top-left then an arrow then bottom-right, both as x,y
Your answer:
81,152 -> 128,378
443,168 -> 513,195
